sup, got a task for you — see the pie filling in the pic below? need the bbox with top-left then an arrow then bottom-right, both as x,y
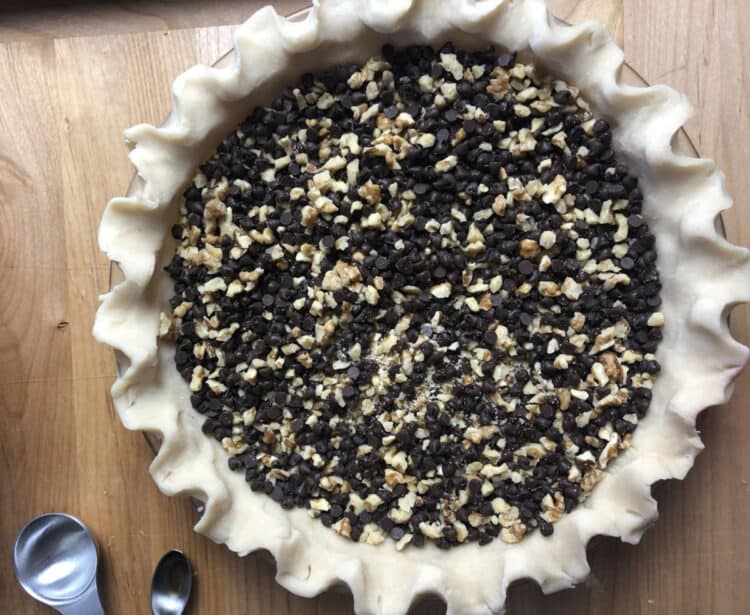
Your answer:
161,44 -> 663,550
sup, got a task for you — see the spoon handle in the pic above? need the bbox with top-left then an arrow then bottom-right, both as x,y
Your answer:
57,584 -> 105,615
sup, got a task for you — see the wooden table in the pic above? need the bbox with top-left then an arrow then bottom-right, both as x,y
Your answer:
1,1 -> 748,613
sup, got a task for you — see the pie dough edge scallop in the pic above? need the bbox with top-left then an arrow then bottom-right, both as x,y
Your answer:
93,1 -> 750,613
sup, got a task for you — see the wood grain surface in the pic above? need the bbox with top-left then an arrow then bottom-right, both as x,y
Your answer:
1,1 -> 748,614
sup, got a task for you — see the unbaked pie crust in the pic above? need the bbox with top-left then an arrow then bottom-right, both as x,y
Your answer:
94,1 -> 750,612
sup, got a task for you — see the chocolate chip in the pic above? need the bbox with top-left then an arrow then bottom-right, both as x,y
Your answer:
266,405 -> 282,421
390,526 -> 406,541
553,90 -> 572,105
628,215 -> 643,228
497,53 -> 515,68
593,119 -> 609,135
483,330 -> 497,346
385,105 -> 399,119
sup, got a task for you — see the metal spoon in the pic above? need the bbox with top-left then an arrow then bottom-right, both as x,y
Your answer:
151,550 -> 192,615
13,513 -> 105,615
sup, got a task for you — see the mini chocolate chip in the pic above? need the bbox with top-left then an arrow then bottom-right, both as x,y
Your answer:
497,53 -> 515,68
280,211 -> 293,226
266,405 -> 282,421
585,180 -> 599,196
385,105 -> 399,119
553,90 -> 572,105
628,215 -> 643,228
593,119 -> 609,134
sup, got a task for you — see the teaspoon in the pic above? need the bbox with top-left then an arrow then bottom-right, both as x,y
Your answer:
151,549 -> 192,615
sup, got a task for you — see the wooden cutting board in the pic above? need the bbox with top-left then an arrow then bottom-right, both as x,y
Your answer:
1,2 -> 749,613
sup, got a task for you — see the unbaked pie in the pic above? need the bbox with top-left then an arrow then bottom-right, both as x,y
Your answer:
95,1 -> 750,613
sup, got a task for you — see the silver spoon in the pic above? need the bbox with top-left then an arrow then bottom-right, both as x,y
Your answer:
151,549 -> 193,615
13,513 -> 105,615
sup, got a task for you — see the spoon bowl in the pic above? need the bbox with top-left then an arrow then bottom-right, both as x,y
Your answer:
151,549 -> 192,615
13,513 -> 104,615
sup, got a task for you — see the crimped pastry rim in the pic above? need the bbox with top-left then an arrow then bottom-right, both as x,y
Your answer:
94,1 -> 750,613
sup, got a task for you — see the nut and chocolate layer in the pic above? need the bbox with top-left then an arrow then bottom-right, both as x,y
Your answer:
162,44 -> 663,549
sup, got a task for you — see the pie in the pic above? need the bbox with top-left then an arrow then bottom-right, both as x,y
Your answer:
94,0 -> 750,613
